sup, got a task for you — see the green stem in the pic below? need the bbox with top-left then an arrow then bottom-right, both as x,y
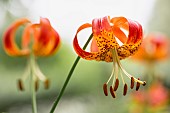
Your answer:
30,54 -> 38,113
50,33 -> 93,113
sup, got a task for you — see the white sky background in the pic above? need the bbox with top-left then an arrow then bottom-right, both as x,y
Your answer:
17,0 -> 156,45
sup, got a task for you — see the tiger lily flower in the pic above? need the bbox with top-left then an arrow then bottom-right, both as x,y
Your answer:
73,16 -> 146,98
3,18 -> 61,91
133,33 -> 170,62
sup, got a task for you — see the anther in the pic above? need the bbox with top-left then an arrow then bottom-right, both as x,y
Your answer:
18,79 -> 24,91
130,77 -> 134,89
44,79 -> 50,89
35,80 -> 39,91
136,78 -> 140,91
103,83 -> 108,96
113,78 -> 119,91
110,86 -> 116,98
123,83 -> 128,96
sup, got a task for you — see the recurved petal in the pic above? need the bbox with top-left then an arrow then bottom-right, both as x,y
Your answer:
110,17 -> 128,28
111,17 -> 143,45
92,16 -> 112,36
126,19 -> 143,44
110,17 -> 143,59
112,26 -> 127,43
73,23 -> 96,59
3,18 -> 30,56
33,18 -> 61,56
48,28 -> 61,55
21,24 -> 36,52
92,18 -> 101,36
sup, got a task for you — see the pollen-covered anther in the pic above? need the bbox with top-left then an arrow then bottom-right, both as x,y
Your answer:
136,78 -> 141,91
113,78 -> 119,91
110,86 -> 116,98
123,83 -> 128,96
130,77 -> 135,89
17,79 -> 24,91
133,77 -> 146,89
103,83 -> 108,96
44,79 -> 50,89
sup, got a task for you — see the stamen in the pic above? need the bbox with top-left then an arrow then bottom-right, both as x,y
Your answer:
130,77 -> 135,89
123,83 -> 128,96
21,61 -> 31,80
44,79 -> 50,89
34,63 -> 47,82
136,78 -> 140,91
112,48 -> 125,84
119,71 -> 125,86
107,72 -> 114,84
112,48 -> 146,86
113,78 -> 119,91
103,83 -> 108,96
109,47 -> 146,97
107,52 -> 117,85
110,86 -> 116,98
18,79 -> 24,91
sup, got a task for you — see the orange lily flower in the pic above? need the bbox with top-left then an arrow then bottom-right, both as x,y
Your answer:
73,16 -> 146,98
3,18 -> 61,90
133,33 -> 170,62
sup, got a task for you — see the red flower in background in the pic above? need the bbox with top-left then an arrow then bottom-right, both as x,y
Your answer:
131,82 -> 169,113
73,16 -> 146,98
3,18 -> 61,90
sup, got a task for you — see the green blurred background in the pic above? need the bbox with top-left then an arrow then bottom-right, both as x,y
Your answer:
0,0 -> 170,113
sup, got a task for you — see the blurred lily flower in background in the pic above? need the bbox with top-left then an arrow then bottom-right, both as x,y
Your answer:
133,33 -> 170,63
73,16 -> 146,98
3,18 -> 61,91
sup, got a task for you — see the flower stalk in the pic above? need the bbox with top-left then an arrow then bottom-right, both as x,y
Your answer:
30,53 -> 38,113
